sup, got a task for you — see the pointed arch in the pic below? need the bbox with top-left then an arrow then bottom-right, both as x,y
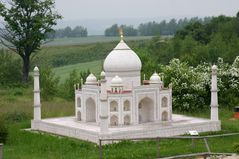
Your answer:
162,111 -> 168,121
138,97 -> 154,123
162,97 -> 168,107
123,100 -> 130,111
110,115 -> 118,126
77,98 -> 81,107
77,111 -> 81,121
110,100 -> 118,112
85,98 -> 96,122
124,115 -> 130,125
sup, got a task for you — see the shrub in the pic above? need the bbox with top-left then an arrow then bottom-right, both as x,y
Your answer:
40,66 -> 59,101
161,58 -> 209,112
0,50 -> 22,87
234,143 -> 239,154
0,118 -> 8,144
59,69 -> 90,100
60,70 -> 80,100
216,57 -> 239,109
5,111 -> 30,123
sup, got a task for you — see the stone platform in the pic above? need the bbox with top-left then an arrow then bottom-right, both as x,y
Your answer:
31,114 -> 221,144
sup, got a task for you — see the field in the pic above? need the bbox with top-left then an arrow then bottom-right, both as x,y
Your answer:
0,87 -> 239,159
43,35 -> 153,47
53,60 -> 103,83
32,37 -> 149,68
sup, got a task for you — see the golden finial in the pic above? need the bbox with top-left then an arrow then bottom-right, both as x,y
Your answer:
118,27 -> 124,41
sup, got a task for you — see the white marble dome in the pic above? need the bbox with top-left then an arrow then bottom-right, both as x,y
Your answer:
85,73 -> 97,85
100,71 -> 106,77
103,40 -> 142,72
212,65 -> 218,70
111,75 -> 123,86
150,73 -> 161,84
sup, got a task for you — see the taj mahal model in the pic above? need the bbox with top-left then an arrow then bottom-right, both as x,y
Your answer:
31,37 -> 221,144
75,39 -> 172,127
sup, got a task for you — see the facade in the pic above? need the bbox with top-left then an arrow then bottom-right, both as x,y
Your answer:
75,40 -> 172,127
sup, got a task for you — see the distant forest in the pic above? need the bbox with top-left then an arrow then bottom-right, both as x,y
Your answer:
48,17 -> 213,38
48,26 -> 88,38
104,17 -> 212,36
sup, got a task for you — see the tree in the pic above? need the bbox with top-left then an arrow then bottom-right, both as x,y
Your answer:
40,66 -> 59,101
0,49 -> 22,86
0,0 -> 62,82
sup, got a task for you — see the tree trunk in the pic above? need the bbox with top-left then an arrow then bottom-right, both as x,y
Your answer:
22,55 -> 30,82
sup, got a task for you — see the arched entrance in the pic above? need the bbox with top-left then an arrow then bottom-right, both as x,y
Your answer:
110,115 -> 118,126
77,98 -> 81,107
110,101 -> 118,112
162,97 -> 168,107
123,100 -> 130,111
162,111 -> 168,121
138,97 -> 154,123
85,98 -> 96,122
77,111 -> 81,121
124,115 -> 130,125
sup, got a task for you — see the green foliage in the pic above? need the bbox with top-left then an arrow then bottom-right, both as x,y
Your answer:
161,59 -> 209,112
105,17 -> 211,37
0,0 -> 62,82
105,24 -> 138,36
216,57 -> 239,109
48,26 -> 88,38
40,66 -> 59,101
234,143 -> 239,154
0,118 -> 8,144
60,70 -> 90,100
5,111 -> 30,123
158,56 -> 239,112
53,60 -> 102,83
32,40 -> 146,68
0,50 -> 22,86
138,13 -> 239,67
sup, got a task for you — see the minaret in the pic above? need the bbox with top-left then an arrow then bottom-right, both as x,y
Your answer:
119,27 -> 124,41
210,65 -> 219,121
99,71 -> 109,134
33,66 -> 41,121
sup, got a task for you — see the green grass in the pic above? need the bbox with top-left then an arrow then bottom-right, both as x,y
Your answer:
53,60 -> 103,83
1,87 -> 239,159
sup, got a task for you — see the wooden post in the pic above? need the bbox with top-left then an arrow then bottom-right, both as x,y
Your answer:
156,137 -> 160,158
0,143 -> 3,159
99,139 -> 102,159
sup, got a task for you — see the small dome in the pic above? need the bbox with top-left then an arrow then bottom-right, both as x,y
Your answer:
85,73 -> 97,85
212,65 -> 217,70
100,71 -> 105,77
149,73 -> 161,84
103,40 -> 142,72
34,66 -> 39,72
111,75 -> 123,86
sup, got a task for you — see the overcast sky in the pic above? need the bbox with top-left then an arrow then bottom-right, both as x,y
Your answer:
55,0 -> 239,20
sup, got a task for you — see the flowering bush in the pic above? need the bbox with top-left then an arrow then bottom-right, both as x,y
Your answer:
216,57 -> 239,109
161,59 -> 209,112
160,56 -> 239,112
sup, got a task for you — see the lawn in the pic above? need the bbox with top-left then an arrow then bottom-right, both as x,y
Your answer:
0,87 -> 239,159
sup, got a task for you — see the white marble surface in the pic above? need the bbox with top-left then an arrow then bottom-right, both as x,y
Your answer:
31,114 -> 221,144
